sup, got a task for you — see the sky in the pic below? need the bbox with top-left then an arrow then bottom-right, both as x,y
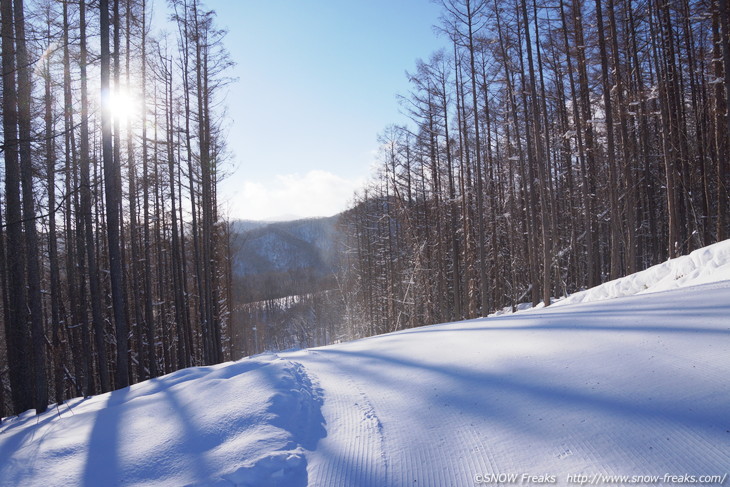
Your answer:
204,1 -> 448,221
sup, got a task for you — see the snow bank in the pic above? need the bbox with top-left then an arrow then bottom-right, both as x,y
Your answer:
554,239 -> 730,306
493,239 -> 730,315
0,357 -> 325,487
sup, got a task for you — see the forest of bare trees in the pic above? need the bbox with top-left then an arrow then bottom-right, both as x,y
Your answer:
337,0 -> 729,337
230,0 -> 730,359
3,0 -> 730,419
0,0 -> 232,418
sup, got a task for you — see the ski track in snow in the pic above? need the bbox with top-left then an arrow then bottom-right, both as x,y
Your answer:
290,349 -> 389,486
286,281 -> 730,486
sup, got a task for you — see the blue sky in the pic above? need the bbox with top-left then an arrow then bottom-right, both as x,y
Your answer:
206,1 -> 447,220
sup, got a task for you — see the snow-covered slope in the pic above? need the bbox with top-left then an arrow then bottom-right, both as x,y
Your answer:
553,239 -> 730,306
2,243 -> 729,486
492,238 -> 730,315
0,358 -> 324,486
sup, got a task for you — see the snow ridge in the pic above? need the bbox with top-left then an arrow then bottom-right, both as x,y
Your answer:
554,239 -> 730,306
219,358 -> 325,487
0,356 -> 327,487
491,239 -> 730,315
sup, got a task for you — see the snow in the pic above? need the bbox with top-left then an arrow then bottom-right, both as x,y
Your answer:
2,241 -> 730,486
552,239 -> 730,307
1,358 -> 324,486
491,238 -> 730,315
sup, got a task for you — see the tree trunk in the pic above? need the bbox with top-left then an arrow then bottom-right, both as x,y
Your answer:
140,0 -> 158,379
595,0 -> 623,278
14,0 -> 48,413
46,10 -> 65,405
100,0 -> 129,389
80,0 -> 110,393
717,0 -> 730,241
2,0 -> 33,415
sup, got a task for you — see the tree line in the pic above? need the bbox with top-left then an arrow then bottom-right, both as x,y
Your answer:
232,292 -> 344,359
336,0 -> 729,337
1,0 -> 232,418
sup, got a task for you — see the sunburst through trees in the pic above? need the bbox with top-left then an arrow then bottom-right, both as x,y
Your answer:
0,0 -> 233,417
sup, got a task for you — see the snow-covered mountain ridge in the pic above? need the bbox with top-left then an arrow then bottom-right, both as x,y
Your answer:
231,216 -> 342,303
1,241 -> 729,486
231,217 -> 340,278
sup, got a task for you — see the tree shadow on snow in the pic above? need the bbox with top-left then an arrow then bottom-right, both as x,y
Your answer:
83,387 -> 131,486
81,358 -> 324,486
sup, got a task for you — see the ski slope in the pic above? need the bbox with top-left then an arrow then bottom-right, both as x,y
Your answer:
1,242 -> 729,486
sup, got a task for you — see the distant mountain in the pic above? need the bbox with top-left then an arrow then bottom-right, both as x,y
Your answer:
230,216 -> 343,303
231,220 -> 271,233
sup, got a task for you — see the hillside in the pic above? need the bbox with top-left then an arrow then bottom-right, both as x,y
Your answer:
1,242 -> 729,486
231,216 -> 342,302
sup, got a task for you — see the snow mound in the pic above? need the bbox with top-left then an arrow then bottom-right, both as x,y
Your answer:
492,239 -> 730,315
554,239 -> 730,306
0,356 -> 325,487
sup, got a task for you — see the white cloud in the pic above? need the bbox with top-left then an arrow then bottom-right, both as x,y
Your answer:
220,170 -> 366,221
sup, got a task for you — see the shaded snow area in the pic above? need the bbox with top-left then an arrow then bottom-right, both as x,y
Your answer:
2,242 -> 730,486
0,359 -> 324,486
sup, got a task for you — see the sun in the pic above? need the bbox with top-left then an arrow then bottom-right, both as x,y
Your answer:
106,88 -> 138,124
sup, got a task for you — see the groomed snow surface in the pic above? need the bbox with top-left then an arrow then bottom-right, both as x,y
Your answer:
2,241 -> 730,487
